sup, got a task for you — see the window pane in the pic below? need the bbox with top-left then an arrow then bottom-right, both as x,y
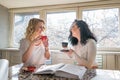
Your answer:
82,8 -> 120,47
14,13 -> 39,47
47,12 -> 76,49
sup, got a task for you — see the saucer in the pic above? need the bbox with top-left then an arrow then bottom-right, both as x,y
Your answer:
60,49 -> 69,52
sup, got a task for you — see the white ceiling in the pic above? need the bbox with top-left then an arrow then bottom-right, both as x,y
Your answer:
0,0 -> 98,9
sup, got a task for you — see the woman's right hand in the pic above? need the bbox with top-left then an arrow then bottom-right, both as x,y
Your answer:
31,36 -> 42,46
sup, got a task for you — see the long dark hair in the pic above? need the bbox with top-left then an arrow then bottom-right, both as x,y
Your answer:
69,19 -> 97,46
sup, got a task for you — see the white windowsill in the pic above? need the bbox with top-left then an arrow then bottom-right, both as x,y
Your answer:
0,48 -> 19,51
0,48 -> 120,55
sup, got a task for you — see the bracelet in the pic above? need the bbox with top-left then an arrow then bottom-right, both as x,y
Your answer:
45,47 -> 49,51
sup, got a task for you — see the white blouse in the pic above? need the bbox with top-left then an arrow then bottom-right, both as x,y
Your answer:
19,38 -> 46,67
71,39 -> 97,66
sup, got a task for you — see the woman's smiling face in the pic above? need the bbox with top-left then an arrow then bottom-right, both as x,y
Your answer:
70,23 -> 80,38
35,22 -> 45,35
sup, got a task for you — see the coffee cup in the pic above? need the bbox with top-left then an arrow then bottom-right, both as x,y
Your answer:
27,66 -> 36,72
41,36 -> 47,41
62,42 -> 68,48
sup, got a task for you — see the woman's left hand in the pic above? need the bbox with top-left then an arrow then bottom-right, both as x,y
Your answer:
42,38 -> 49,47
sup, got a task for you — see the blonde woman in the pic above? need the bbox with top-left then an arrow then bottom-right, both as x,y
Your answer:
19,18 -> 50,69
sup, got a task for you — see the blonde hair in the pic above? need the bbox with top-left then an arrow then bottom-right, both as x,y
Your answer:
25,18 -> 45,41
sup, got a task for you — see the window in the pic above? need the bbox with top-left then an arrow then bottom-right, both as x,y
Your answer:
13,13 -> 39,47
11,5 -> 120,50
47,12 -> 76,49
82,8 -> 120,48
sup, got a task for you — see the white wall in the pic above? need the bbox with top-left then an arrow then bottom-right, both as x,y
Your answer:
0,5 -> 9,48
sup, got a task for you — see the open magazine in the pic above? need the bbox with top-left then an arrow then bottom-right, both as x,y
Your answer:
34,63 -> 87,79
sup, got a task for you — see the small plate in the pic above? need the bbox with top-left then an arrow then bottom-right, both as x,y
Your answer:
60,49 -> 69,52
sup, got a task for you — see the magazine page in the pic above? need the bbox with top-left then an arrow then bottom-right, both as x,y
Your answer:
55,64 -> 87,79
34,63 -> 65,74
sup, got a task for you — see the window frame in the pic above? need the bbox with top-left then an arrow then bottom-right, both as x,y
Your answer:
9,0 -> 120,51
45,8 -> 78,50
78,5 -> 120,51
9,11 -> 40,48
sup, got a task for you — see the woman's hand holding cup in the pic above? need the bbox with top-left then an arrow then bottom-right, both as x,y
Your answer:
31,36 -> 42,46
41,36 -> 49,47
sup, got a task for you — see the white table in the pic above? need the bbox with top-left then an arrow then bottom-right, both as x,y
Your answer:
92,69 -> 120,80
9,64 -> 120,80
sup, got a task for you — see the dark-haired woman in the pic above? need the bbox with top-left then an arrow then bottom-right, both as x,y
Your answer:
66,19 -> 97,80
